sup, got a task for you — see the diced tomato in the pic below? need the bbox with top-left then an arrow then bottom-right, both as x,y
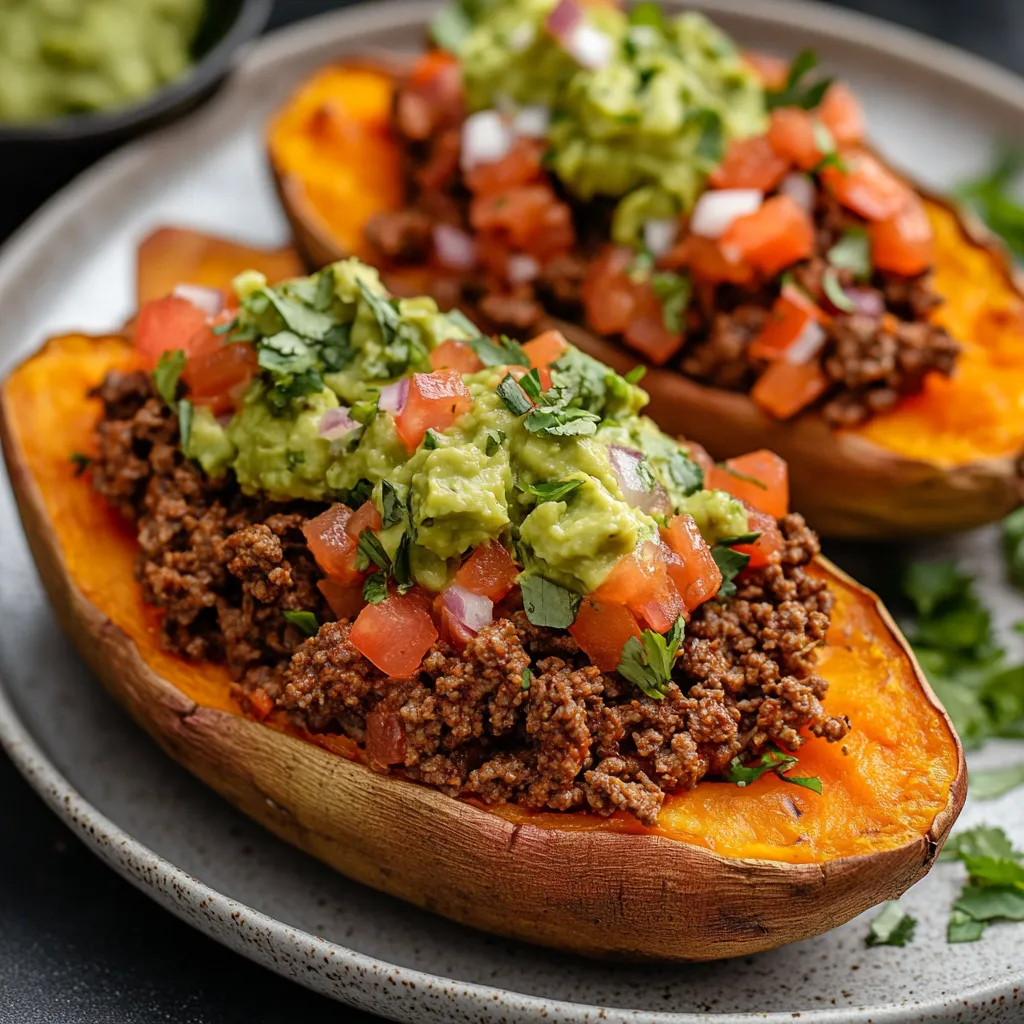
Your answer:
742,50 -> 790,90
523,329 -> 569,369
303,503 -> 361,584
569,599 -> 643,671
365,708 -> 407,766
870,195 -> 934,276
470,184 -> 575,258
465,137 -> 545,195
820,149 -> 911,221
410,49 -> 459,90
182,340 -> 257,414
660,515 -> 722,612
318,578 -> 365,621
416,129 -> 462,191
346,501 -> 382,540
710,136 -> 791,191
732,506 -> 784,570
767,108 -> 823,170
817,82 -> 865,145
581,246 -> 637,334
750,359 -> 830,419
429,339 -> 485,375
664,234 -> 755,285
594,545 -> 683,633
349,590 -> 439,677
246,688 -> 275,721
748,289 -> 826,362
395,370 -> 473,449
454,542 -> 520,600
706,450 -> 789,518
135,295 -> 212,369
623,280 -> 685,365
719,195 -> 815,277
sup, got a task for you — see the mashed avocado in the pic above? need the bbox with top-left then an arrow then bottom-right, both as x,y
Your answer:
183,261 -> 750,595
452,0 -> 765,234
0,0 -> 205,123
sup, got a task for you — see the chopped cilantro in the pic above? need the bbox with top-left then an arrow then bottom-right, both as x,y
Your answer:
212,317 -> 237,337
822,267 -> 855,312
624,365 -> 647,385
285,450 -> 305,472
524,404 -> 601,437
153,349 -> 186,405
766,48 -> 834,111
616,616 -> 685,700
521,666 -> 533,691
687,107 -> 723,165
522,478 -> 583,503
430,2 -> 473,52
69,452 -> 92,477
257,331 -> 316,376
628,250 -> 655,282
955,147 -> 1024,260
313,266 -> 336,311
381,480 -> 403,529
827,227 -> 872,280
496,373 -> 534,416
725,742 -> 822,793
866,902 -> 917,948
262,287 -> 336,341
970,763 -> 1024,801
718,531 -> 761,546
362,572 -> 389,605
356,530 -> 390,573
392,533 -> 413,590
518,367 -> 544,403
666,450 -> 704,496
422,428 -> 442,450
468,331 -> 530,368
282,610 -> 319,637
342,478 -> 373,508
484,428 -> 505,456
349,399 -> 377,425
177,399 -> 194,450
356,280 -> 401,345
1004,507 -> 1024,588
651,271 -> 691,334
712,546 -> 751,600
716,461 -> 768,489
520,576 -> 580,629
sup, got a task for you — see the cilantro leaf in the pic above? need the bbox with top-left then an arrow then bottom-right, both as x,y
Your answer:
624,365 -> 647,385
357,280 -> 401,344
521,666 -> 533,691
955,146 -> 1024,261
422,428 -> 442,450
392,533 -> 413,590
712,546 -> 751,599
766,49 -> 834,111
177,399 -> 194,450
518,368 -> 543,403
524,404 -> 600,437
522,478 -> 584,503
954,886 -> 1024,922
262,287 -> 336,341
362,572 -> 389,604
341,478 -> 373,508
616,616 -> 685,700
520,576 -> 580,629
687,107 -> 723,165
1004,507 -> 1024,588
827,227 -> 872,280
725,742 -> 822,793
381,480 -> 403,529
948,909 -> 987,943
153,349 -> 186,405
356,530 -> 390,573
496,373 -> 534,416
651,271 -> 691,333
285,450 -> 305,471
666,450 -> 704,496
69,452 -> 92,477
822,267 -> 855,312
716,461 -> 768,489
970,762 -> 1024,801
313,266 -> 336,311
282,610 -> 319,637
866,902 -> 917,948
484,428 -> 505,456
469,332 -> 530,368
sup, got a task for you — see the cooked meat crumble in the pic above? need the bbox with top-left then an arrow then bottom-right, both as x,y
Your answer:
88,372 -> 850,823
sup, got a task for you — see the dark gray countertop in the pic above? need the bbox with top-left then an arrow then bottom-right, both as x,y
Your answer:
1,1 -> 1020,1022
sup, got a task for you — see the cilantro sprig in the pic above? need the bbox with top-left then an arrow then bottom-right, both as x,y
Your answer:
711,545 -> 750,600
955,146 -> 1024,260
765,49 -> 834,111
495,371 -> 601,438
725,742 -> 822,794
355,526 -> 414,603
282,610 -> 320,637
616,616 -> 685,700
520,576 -> 580,629
153,349 -> 186,405
865,902 -> 917,948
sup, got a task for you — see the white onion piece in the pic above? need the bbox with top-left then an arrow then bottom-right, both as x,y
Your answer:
565,24 -> 614,70
433,224 -> 478,271
642,218 -> 679,258
609,445 -> 672,517
508,22 -> 536,52
379,378 -> 409,414
784,321 -> 828,364
507,254 -> 540,284
318,407 -> 359,441
545,0 -> 582,41
690,189 -> 763,240
442,585 -> 494,634
513,104 -> 550,138
460,110 -> 514,172
173,283 -> 224,317
778,172 -> 815,214
842,287 -> 885,318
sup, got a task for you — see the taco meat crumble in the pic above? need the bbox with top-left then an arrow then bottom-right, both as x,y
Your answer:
89,369 -> 850,825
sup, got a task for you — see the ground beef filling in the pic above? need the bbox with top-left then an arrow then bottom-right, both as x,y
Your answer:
366,86 -> 958,429
90,372 -> 850,825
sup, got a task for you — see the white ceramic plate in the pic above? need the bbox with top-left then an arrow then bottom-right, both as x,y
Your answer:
1,2 -> 1022,1021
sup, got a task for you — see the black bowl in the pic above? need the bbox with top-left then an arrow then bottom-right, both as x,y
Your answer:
0,0 -> 274,239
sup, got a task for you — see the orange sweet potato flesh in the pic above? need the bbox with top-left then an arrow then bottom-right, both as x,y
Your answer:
4,329 -> 962,865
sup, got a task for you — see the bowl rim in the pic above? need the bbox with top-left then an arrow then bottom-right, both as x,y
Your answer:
0,0 -> 274,145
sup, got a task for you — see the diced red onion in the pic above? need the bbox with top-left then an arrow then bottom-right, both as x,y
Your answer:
565,24 -> 614,70
842,286 -> 886,318
690,189 -> 763,239
609,445 -> 672,517
173,283 -> 224,317
379,378 -> 409,414
318,406 -> 359,441
642,218 -> 678,258
460,109 -> 514,172
784,321 -> 828,364
778,172 -> 815,214
545,0 -> 582,41
513,105 -> 550,138
442,584 -> 494,634
507,253 -> 540,284
433,224 -> 477,271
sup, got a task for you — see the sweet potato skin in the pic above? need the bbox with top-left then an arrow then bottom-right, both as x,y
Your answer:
0,327 -> 965,960
267,58 -> 1024,538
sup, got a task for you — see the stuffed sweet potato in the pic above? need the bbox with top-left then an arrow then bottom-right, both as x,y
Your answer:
1,232 -> 964,960
266,3 -> 1024,538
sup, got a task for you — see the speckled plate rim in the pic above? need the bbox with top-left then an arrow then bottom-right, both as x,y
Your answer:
1,2 -> 1023,1021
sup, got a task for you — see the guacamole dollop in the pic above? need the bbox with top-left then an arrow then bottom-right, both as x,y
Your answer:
0,0 -> 204,123
185,260 -> 748,596
452,0 -> 765,237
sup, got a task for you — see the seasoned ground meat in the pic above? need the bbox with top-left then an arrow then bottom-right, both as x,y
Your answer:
90,378 -> 849,825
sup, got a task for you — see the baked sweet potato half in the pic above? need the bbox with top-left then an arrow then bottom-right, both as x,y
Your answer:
1,247 -> 965,961
267,57 -> 1024,538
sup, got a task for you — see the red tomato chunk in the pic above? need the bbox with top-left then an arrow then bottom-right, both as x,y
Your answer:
707,450 -> 789,519
303,504 -> 361,583
350,591 -> 439,677
454,542 -> 520,600
395,370 -> 473,449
